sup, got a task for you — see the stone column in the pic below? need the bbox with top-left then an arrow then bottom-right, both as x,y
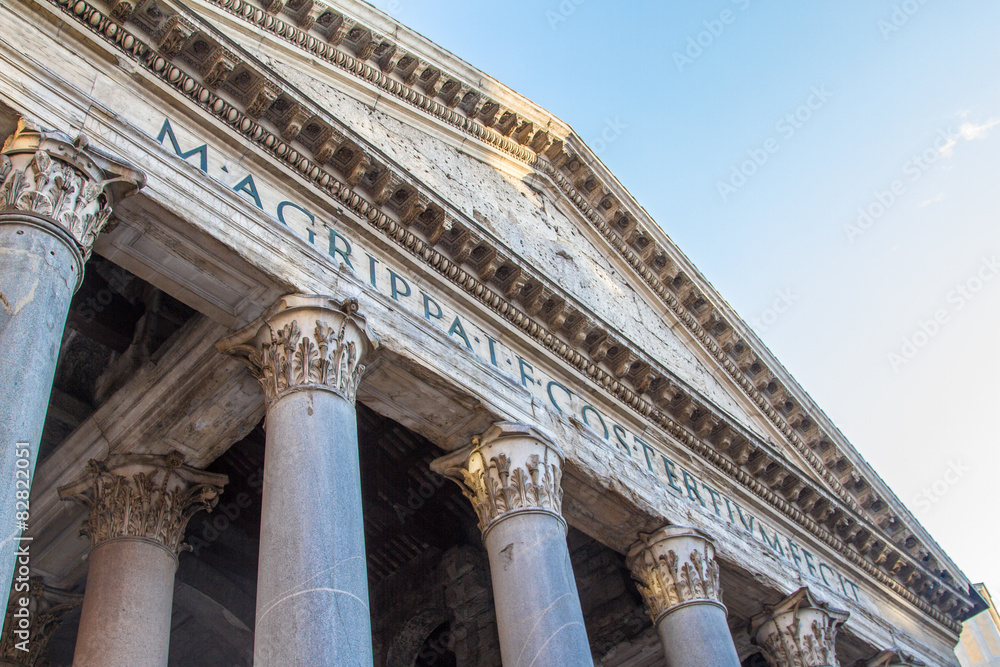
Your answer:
0,576 -> 81,667
218,294 -> 379,666
749,586 -> 850,667
431,422 -> 594,667
856,649 -> 927,666
58,452 -> 227,667
0,119 -> 144,597
626,525 -> 740,667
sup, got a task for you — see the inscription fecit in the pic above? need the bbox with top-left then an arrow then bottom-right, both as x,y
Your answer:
217,294 -> 379,406
626,525 -> 723,624
0,119 -> 145,261
431,422 -> 564,536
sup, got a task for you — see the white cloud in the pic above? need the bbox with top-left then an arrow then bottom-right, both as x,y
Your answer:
940,117 -> 1000,157
920,193 -> 944,207
958,118 -> 1000,140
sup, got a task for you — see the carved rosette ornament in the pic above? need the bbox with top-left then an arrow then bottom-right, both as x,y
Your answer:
626,525 -> 724,624
218,294 -> 379,406
855,649 -> 928,667
431,422 -> 564,536
750,587 -> 850,667
57,452 -> 228,556
0,578 -> 82,667
0,119 -> 144,266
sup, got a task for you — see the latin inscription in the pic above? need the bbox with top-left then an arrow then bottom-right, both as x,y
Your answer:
152,118 -> 866,607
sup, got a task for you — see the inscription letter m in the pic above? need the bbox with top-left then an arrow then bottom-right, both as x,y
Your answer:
156,119 -> 208,173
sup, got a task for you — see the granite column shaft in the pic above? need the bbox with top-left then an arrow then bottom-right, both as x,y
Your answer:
627,526 -> 740,667
218,294 -> 378,666
433,422 -> 593,667
58,452 -> 227,667
0,120 -> 143,599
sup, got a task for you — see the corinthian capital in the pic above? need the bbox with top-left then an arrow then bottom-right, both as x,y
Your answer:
750,587 -> 849,667
0,119 -> 145,260
217,294 -> 379,405
57,452 -> 228,556
626,525 -> 724,624
431,422 -> 564,536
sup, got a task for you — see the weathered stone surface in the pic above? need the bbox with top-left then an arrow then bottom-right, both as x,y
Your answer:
218,294 -> 378,666
750,586 -> 850,667
0,119 -> 143,607
627,525 -> 740,667
434,424 -> 593,667
58,452 -> 226,667
72,538 -> 176,667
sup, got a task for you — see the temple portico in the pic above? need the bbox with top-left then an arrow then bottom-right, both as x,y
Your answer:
0,0 -> 983,662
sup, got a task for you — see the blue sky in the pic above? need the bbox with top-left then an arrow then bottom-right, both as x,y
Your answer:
365,0 -> 1000,603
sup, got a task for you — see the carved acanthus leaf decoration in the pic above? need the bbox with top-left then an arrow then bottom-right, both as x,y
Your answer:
57,453 -> 228,555
627,526 -> 723,623
750,587 -> 850,667
0,578 -> 82,667
218,295 -> 378,406
432,423 -> 564,535
0,120 -> 144,260
460,451 -> 561,533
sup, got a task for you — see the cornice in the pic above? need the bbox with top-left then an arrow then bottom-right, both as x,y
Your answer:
31,0 -> 975,631
177,0 -> 974,605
